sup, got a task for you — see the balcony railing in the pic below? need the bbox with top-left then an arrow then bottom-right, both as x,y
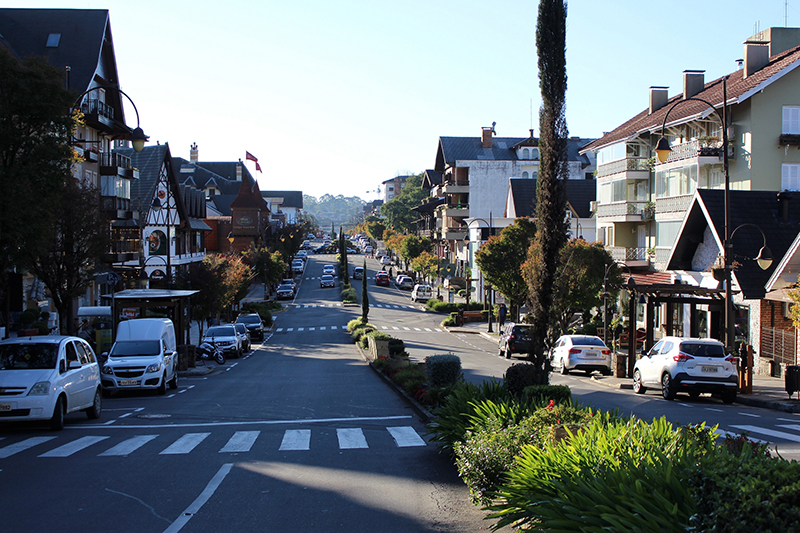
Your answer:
609,246 -> 649,262
655,194 -> 693,214
657,138 -> 732,164
595,201 -> 651,218
81,99 -> 115,121
101,152 -> 132,169
596,157 -> 652,178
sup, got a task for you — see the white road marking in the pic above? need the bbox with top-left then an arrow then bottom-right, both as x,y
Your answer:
337,428 -> 368,449
309,327 -> 315,331
778,417 -> 800,422
99,435 -> 158,456
119,407 -> 145,419
219,431 -> 260,453
276,328 -> 284,332
71,414 -> 413,430
731,425 -> 800,443
705,408 -> 723,412
0,436 -> 57,459
160,433 -> 210,454
402,327 -> 410,331
413,328 -> 421,331
280,429 -> 311,451
163,463 -> 233,533
738,412 -> 761,418
39,436 -> 109,457
387,426 -> 426,447
392,327 -> 399,330
435,328 -> 442,332
714,428 -> 769,444
320,326 -> 327,330
424,328 -> 432,332
287,328 -> 294,332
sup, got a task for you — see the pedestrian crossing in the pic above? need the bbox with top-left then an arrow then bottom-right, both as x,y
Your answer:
0,426 -> 427,460
273,325 -> 443,333
288,303 -> 418,310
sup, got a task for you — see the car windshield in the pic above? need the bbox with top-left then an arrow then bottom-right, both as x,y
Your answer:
110,340 -> 161,357
234,324 -> 247,333
237,315 -> 260,324
0,342 -> 58,370
321,275 -> 333,280
206,326 -> 236,337
278,284 -> 294,291
679,342 -> 725,358
512,326 -> 534,335
570,336 -> 606,347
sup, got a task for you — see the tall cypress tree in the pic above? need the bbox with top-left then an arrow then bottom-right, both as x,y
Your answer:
527,0 -> 569,382
361,259 -> 369,324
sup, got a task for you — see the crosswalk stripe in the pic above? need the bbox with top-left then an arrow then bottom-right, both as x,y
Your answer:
435,328 -> 442,332
287,328 -> 294,332
39,436 -> 109,457
276,328 -> 284,332
220,431 -> 260,453
424,328 -> 432,332
298,327 -> 304,331
320,326 -> 327,330
731,425 -> 800,443
413,327 -> 421,331
160,433 -> 210,455
280,429 -> 311,451
0,436 -> 57,459
402,327 -> 410,331
393,305 -> 400,309
392,327 -> 399,330
380,325 -> 389,329
387,426 -> 426,447
309,327 -> 316,331
337,428 -> 368,449
99,435 -> 158,456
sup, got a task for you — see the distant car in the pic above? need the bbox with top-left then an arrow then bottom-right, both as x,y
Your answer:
0,336 -> 102,430
320,274 -> 335,288
380,256 -> 392,265
376,271 -> 390,286
346,247 -> 359,254
411,284 -> 433,302
301,240 -> 311,249
292,260 -> 304,273
365,245 -> 374,254
296,250 -> 308,260
549,335 -> 612,376
322,264 -> 336,276
281,278 -> 297,293
233,323 -> 251,352
498,324 -> 535,359
276,284 -> 295,299
395,275 -> 413,290
203,325 -> 242,358
312,245 -> 329,254
353,267 -> 364,280
236,313 -> 265,341
633,336 -> 737,403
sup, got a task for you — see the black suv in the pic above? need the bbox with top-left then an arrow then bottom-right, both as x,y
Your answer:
498,324 -> 534,359
236,313 -> 265,341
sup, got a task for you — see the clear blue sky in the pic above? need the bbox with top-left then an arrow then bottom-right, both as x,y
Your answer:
12,1 -> 799,199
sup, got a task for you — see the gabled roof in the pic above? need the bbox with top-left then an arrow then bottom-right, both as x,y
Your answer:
422,169 -> 443,189
507,178 -> 597,219
667,189 -> 800,299
435,136 -> 596,172
173,157 -> 254,196
230,179 -> 268,210
261,190 -> 303,209
116,143 -> 188,224
582,45 -> 800,153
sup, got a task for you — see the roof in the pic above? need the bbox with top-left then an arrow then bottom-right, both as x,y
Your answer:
435,136 -> 595,172
422,169 -> 443,189
667,189 -> 800,299
174,157 -> 255,195
582,45 -> 800,153
116,144 -> 171,218
230,179 -> 268,210
507,178 -> 597,219
261,190 -> 303,209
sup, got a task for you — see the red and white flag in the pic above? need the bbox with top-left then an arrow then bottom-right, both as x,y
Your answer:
246,151 -> 262,173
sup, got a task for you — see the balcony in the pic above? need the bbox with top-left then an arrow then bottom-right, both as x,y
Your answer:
445,230 -> 467,240
80,99 -> 115,131
595,201 -> 651,221
100,152 -> 136,179
655,194 -> 693,215
596,157 -> 652,179
608,246 -> 650,267
441,182 -> 469,194
656,138 -> 732,166
436,204 -> 469,218
104,236 -> 140,264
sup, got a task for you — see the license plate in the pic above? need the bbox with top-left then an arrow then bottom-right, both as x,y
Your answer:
0,403 -> 11,412
701,366 -> 718,373
119,379 -> 140,386
585,351 -> 597,357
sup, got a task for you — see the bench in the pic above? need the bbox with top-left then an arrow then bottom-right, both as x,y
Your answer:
615,329 -> 646,352
462,310 -> 484,323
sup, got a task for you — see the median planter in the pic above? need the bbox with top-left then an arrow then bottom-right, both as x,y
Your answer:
367,336 -> 390,361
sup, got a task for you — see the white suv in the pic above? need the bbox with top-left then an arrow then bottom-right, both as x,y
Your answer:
632,336 -> 738,403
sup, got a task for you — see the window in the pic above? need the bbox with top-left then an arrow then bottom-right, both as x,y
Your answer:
656,220 -> 681,248
655,165 -> 697,198
522,171 -> 529,179
782,163 -> 800,191
523,148 -> 530,159
783,106 -> 800,134
46,33 -> 61,47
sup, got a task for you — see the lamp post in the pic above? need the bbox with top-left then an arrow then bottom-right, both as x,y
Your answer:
71,86 -> 149,152
486,283 -> 494,333
654,77 -> 772,351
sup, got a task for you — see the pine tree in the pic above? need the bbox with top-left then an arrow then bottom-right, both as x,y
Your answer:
361,259 -> 369,324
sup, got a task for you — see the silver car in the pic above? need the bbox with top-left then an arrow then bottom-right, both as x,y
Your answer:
549,335 -> 612,375
203,325 -> 242,358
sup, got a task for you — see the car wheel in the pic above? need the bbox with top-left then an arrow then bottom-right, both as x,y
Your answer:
158,373 -> 167,395
169,370 -> 178,390
601,367 -> 611,377
721,390 -> 737,404
560,358 -> 569,375
85,388 -> 102,419
661,373 -> 676,400
632,369 -> 646,394
498,345 -> 505,358
50,396 -> 65,431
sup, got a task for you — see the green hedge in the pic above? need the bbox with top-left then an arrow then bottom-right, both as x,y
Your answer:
504,363 -> 547,396
521,385 -> 571,406
239,303 -> 274,327
426,354 -> 462,388
426,300 -> 485,314
341,287 -> 357,303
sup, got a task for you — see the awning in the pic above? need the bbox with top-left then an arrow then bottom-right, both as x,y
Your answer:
188,218 -> 212,231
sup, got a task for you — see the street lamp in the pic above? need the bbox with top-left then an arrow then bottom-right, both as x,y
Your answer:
602,261 -> 634,349
71,86 -> 149,152
486,283 -> 494,333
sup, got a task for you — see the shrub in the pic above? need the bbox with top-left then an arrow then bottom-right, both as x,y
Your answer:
387,337 -> 405,356
341,287 -> 357,303
360,330 -> 391,349
372,356 -> 390,372
347,318 -> 367,332
19,309 -> 38,326
240,303 -> 275,326
443,313 -> 458,327
32,320 -> 49,335
504,363 -> 546,396
394,364 -> 426,395
521,385 -> 572,406
426,353 -> 462,388
426,301 -> 485,314
351,326 -> 374,344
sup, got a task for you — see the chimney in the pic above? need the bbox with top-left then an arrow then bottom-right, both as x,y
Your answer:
649,86 -> 669,114
683,71 -> 705,100
190,142 -> 198,163
744,40 -> 769,78
481,123 -> 496,148
779,191 -> 792,221
236,162 -> 242,181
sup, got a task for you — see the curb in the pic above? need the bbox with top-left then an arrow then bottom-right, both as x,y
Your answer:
734,395 -> 800,413
590,375 -> 634,390
178,366 -> 215,377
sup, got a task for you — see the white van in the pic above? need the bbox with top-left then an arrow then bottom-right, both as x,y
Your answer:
101,318 -> 178,395
411,284 -> 433,302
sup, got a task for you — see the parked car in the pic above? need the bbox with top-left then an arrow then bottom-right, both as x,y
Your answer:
203,325 -> 242,358
236,313 -> 265,341
0,336 -> 102,430
353,267 -> 364,280
346,247 -> 359,254
102,318 -> 179,395
320,274 -> 335,288
549,335 -> 612,376
498,323 -> 535,359
276,284 -> 295,300
292,259 -> 305,273
301,240 -> 311,249
233,323 -> 251,352
296,250 -> 308,260
281,278 -> 297,293
395,275 -> 413,290
411,284 -> 433,302
633,336 -> 737,403
365,245 -> 374,254
380,255 -> 392,265
376,270 -> 390,286
322,264 -> 336,276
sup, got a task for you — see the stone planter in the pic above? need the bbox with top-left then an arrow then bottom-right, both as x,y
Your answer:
367,337 -> 390,361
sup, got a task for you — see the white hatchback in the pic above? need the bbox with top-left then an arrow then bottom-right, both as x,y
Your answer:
549,335 -> 612,375
0,336 -> 102,430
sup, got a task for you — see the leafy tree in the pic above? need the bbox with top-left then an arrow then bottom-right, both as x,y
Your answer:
188,254 -> 250,337
384,230 -> 404,256
411,251 -> 439,283
475,218 -> 537,320
0,48 -> 76,331
364,216 -> 386,241
380,173 -> 428,233
302,193 -> 366,227
525,0 -> 569,383
399,235 -> 433,270
244,245 -> 286,299
361,259 -> 369,323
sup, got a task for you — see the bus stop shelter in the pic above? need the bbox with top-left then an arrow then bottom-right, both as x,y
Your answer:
100,289 -> 199,346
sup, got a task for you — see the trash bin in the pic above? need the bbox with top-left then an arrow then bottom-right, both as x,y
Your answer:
615,354 -> 627,378
786,365 -> 800,397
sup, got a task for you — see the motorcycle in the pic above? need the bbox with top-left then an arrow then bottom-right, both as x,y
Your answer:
196,340 -> 226,365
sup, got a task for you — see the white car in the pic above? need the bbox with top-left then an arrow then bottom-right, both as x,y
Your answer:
633,336 -> 737,403
411,284 -> 433,302
203,325 -> 242,358
0,336 -> 102,430
292,259 -> 305,273
322,264 -> 336,276
549,335 -> 612,376
380,256 -> 392,265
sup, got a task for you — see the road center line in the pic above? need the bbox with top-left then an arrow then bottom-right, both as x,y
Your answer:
163,463 -> 233,533
69,414 -> 413,430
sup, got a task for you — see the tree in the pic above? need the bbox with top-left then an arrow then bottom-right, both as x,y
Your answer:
526,0 -> 569,383
244,245 -> 286,299
399,235 -> 433,270
0,48 -> 76,331
411,251 -> 439,283
364,216 -> 386,241
188,254 -> 251,337
380,173 -> 428,233
24,180 -> 110,334
361,259 -> 369,323
475,218 -> 537,320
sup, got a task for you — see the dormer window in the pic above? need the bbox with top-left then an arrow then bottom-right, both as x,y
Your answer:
523,148 -> 530,159
522,171 -> 530,179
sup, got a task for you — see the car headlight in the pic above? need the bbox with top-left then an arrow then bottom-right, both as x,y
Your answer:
146,362 -> 163,373
102,365 -> 114,375
28,381 -> 52,395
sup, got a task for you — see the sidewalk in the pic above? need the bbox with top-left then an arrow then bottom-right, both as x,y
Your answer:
446,320 -> 800,413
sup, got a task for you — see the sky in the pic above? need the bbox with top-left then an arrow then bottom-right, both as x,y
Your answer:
10,1 -> 800,200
